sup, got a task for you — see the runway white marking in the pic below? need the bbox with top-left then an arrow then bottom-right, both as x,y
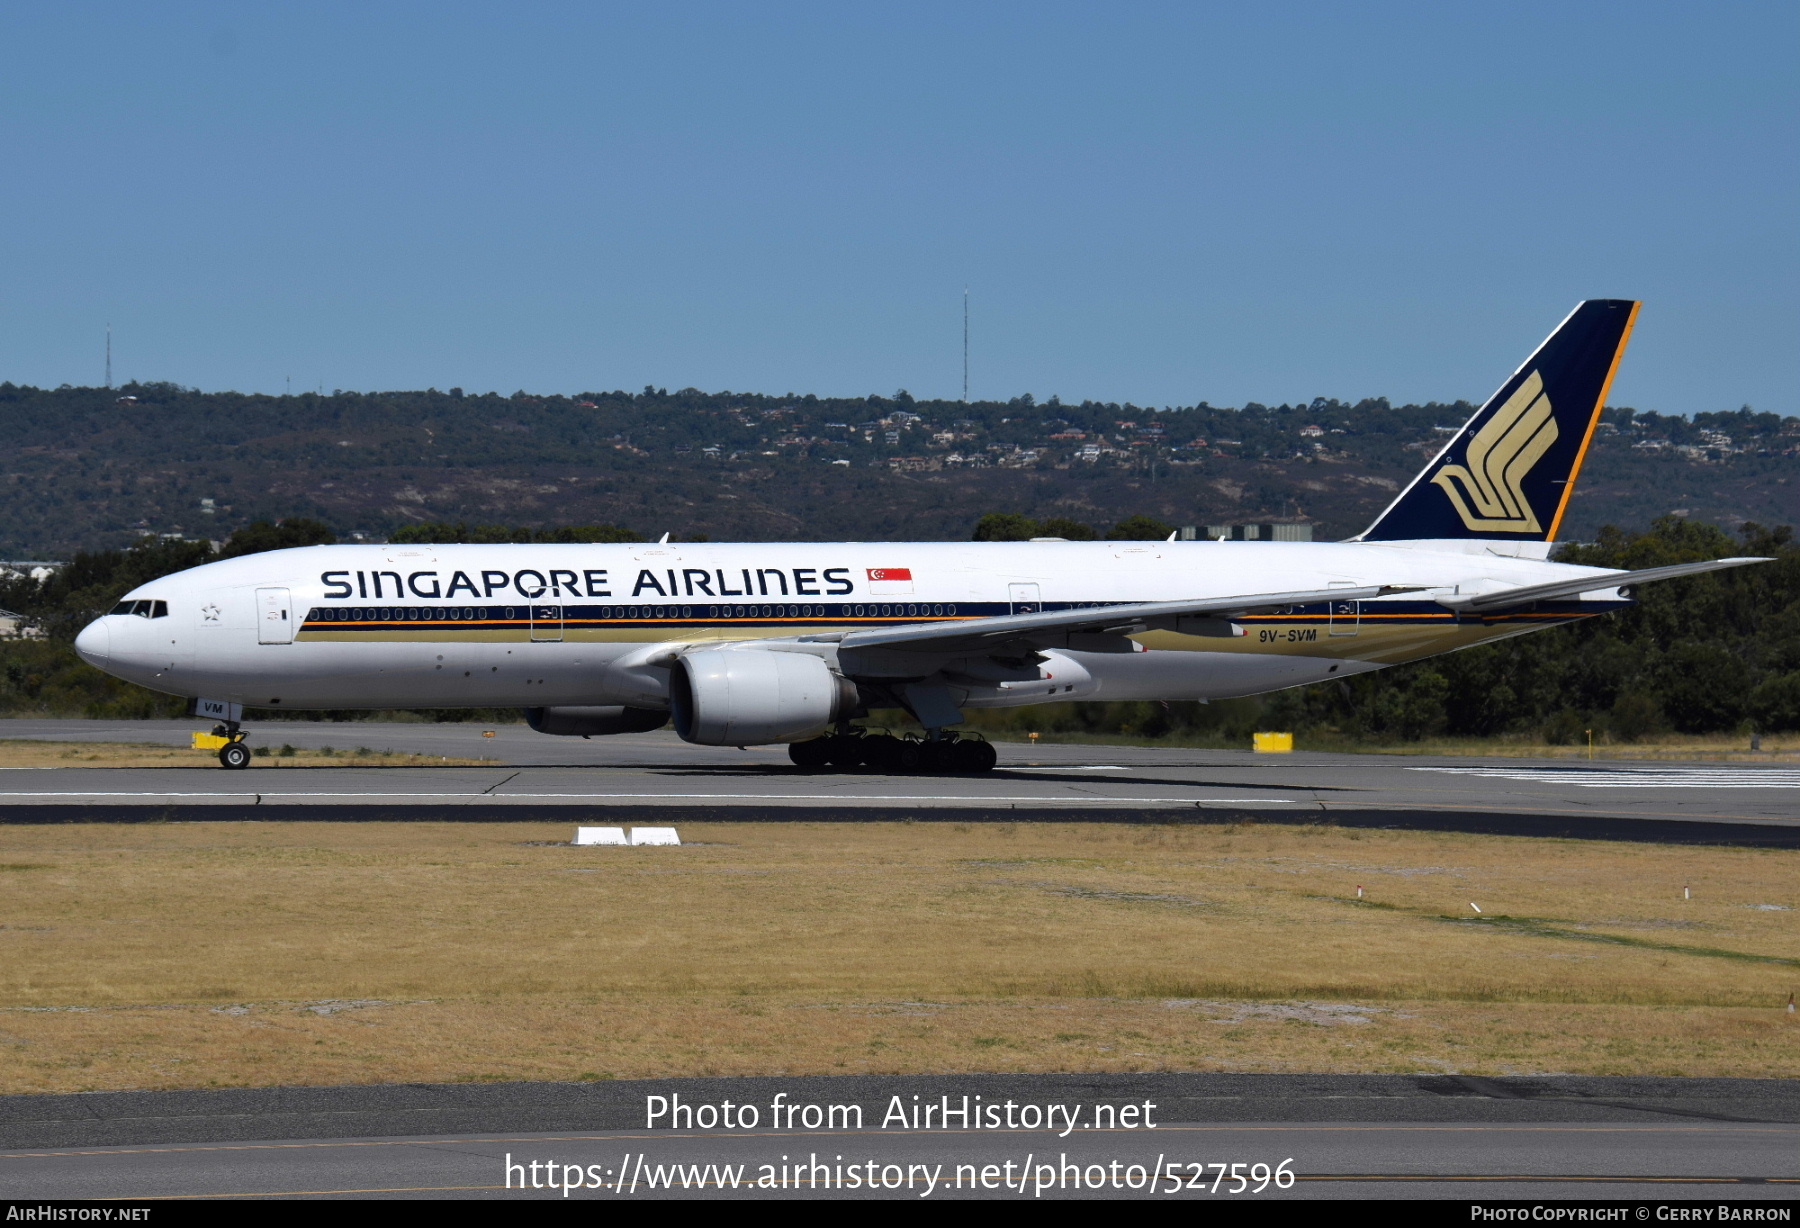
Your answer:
1413,767 -> 1800,789
1008,766 -> 1131,772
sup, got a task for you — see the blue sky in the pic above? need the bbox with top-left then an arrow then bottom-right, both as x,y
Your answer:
1,2 -> 1793,414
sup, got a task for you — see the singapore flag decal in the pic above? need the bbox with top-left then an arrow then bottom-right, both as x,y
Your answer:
866,566 -> 915,595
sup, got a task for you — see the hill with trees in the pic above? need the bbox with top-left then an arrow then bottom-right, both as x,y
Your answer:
0,381 -> 1795,558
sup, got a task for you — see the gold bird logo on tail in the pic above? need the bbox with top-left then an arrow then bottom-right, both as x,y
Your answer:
1430,371 -> 1559,533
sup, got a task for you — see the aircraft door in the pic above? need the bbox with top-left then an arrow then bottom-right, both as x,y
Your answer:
1327,583 -> 1360,637
256,588 -> 294,644
530,605 -> 563,643
1008,582 -> 1041,615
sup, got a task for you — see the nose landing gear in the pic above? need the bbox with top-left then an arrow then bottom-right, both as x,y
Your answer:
212,723 -> 251,770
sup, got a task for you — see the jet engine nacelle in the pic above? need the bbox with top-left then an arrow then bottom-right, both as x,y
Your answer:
671,648 -> 857,746
524,705 -> 670,737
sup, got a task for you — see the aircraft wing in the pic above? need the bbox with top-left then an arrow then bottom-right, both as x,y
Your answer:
817,585 -> 1422,655
1440,557 -> 1773,613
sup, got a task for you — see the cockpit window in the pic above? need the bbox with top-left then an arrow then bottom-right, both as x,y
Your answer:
108,600 -> 168,618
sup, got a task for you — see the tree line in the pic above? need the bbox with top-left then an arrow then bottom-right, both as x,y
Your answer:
389,521 -> 642,545
3,514 -> 1798,743
972,513 -> 1176,541
967,517 -> 1800,745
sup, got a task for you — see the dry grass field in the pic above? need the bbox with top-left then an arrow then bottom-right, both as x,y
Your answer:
0,740 -> 493,769
0,818 -> 1794,1093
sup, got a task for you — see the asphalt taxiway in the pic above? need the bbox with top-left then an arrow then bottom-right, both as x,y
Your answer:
2,1075 -> 1797,1201
1,719 -> 1798,844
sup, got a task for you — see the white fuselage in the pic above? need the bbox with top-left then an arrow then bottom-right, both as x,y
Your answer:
74,539 -> 1626,716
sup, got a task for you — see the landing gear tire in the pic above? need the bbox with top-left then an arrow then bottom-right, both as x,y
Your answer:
951,739 -> 997,773
788,738 -> 833,769
825,734 -> 865,768
860,734 -> 902,772
218,741 -> 251,770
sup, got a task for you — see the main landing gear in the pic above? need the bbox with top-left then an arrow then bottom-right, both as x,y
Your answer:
788,731 -> 998,774
214,724 -> 251,771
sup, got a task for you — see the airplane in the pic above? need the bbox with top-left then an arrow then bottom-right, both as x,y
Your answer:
74,300 -> 1766,772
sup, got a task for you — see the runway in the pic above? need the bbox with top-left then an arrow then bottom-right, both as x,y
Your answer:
3,1075 -> 1797,1201
2,719 -> 1798,843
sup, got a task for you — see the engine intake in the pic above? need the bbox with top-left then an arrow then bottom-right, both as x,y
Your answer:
671,649 -> 856,745
524,705 -> 669,737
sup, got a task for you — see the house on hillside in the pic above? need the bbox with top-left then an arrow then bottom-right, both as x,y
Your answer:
0,609 -> 42,639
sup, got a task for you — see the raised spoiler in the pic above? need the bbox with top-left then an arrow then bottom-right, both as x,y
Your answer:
800,585 -> 1422,655
1436,557 -> 1772,613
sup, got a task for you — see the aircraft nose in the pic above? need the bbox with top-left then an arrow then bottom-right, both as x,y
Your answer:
74,619 -> 110,669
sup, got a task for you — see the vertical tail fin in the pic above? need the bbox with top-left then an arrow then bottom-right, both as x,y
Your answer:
1359,299 -> 1640,544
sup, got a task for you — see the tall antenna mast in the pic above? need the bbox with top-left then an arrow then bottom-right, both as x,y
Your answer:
962,287 -> 969,403
105,323 -> 111,389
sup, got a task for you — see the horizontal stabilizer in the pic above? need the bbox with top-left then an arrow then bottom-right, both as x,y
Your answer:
1440,557 -> 1772,613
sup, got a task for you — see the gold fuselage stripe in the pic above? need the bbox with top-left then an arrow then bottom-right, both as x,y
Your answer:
297,610 -> 1603,669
